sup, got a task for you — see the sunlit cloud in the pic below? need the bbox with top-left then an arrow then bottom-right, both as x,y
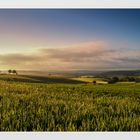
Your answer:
0,41 -> 140,71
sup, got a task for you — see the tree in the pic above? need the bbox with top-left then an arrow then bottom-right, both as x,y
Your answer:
128,77 -> 135,82
120,76 -> 135,82
93,80 -> 96,84
12,70 -> 18,75
8,69 -> 12,74
108,76 -> 119,84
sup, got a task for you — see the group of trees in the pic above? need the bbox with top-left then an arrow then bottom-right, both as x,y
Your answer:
108,77 -> 119,84
108,76 -> 139,84
92,76 -> 138,84
8,70 -> 18,75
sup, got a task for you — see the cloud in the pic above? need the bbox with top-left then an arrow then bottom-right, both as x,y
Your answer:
40,41 -> 106,62
0,41 -> 140,70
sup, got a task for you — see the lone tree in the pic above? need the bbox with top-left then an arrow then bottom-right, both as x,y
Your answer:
12,70 -> 18,75
8,69 -> 12,74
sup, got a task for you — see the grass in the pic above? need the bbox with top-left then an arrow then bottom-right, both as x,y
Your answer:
0,74 -> 139,131
71,75 -> 107,84
0,74 -> 86,84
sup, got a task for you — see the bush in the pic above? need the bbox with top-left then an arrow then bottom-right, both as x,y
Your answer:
108,77 -> 119,84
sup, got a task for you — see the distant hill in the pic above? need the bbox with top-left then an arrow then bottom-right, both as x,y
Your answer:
97,70 -> 140,77
0,74 -> 86,84
15,70 -> 140,77
18,70 -> 49,76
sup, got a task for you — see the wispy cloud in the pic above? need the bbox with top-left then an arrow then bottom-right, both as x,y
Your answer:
0,41 -> 140,70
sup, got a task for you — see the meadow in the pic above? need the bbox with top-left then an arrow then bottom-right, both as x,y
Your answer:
0,74 -> 140,131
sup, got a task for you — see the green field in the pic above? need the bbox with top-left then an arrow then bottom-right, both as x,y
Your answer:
71,75 -> 108,84
0,74 -> 140,131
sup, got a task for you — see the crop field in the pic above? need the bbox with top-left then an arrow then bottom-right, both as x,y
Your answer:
71,75 -> 108,84
0,75 -> 140,131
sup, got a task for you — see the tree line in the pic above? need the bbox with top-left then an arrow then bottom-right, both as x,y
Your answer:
108,76 -> 139,84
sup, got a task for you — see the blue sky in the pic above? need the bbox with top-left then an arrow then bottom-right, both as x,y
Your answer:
0,9 -> 140,70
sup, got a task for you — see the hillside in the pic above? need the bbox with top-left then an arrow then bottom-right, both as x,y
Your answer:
0,74 -> 86,84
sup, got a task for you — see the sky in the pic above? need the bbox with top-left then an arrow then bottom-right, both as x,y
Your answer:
0,9 -> 140,71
